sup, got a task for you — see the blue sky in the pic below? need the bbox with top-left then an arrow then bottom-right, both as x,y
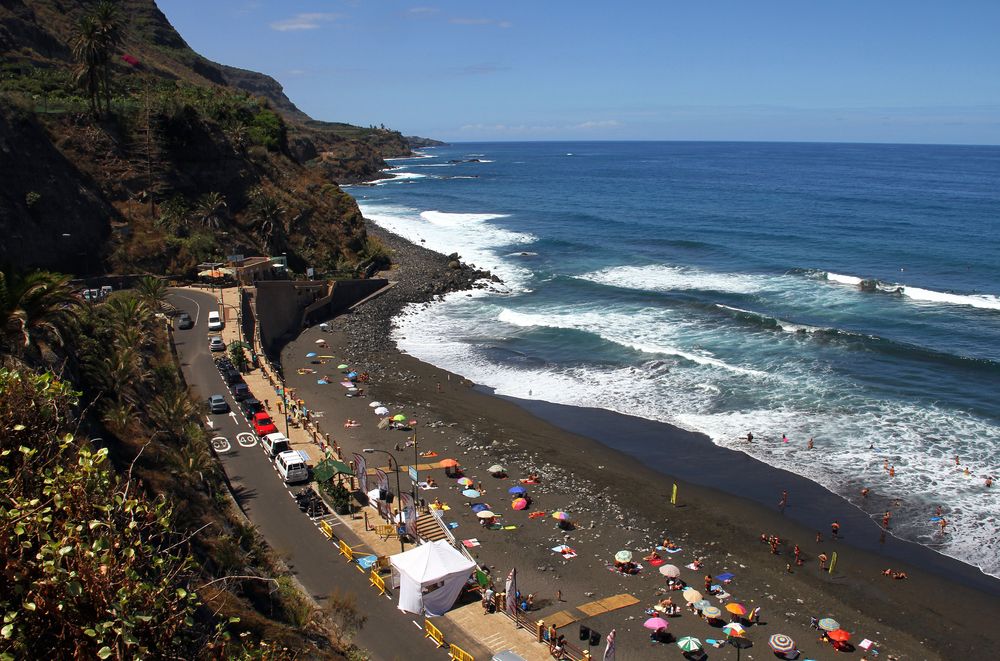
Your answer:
157,1 -> 1000,144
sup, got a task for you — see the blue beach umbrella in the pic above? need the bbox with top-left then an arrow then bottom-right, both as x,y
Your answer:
306,352 -> 317,358
462,489 -> 481,498
317,379 -> 328,385
470,503 -> 490,513
347,371 -> 358,379
508,485 -> 527,495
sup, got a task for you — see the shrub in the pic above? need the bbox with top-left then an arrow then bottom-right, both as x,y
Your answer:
248,109 -> 286,152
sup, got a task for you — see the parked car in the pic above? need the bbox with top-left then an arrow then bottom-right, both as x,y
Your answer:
275,450 -> 309,483
207,310 -> 223,331
175,312 -> 193,330
261,432 -> 291,458
221,367 -> 242,386
207,394 -> 229,414
252,411 -> 278,437
239,397 -> 262,419
234,384 -> 255,403
209,336 -> 226,352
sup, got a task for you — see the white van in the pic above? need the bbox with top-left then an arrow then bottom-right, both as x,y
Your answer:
207,310 -> 223,331
275,450 -> 309,484
261,432 -> 290,458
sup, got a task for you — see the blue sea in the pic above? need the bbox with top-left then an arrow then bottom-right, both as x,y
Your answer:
347,141 -> 1000,577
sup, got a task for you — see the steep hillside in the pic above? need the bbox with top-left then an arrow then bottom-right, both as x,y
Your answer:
0,0 -> 412,276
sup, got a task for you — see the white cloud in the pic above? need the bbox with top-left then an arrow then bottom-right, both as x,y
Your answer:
270,12 -> 341,32
572,120 -> 622,130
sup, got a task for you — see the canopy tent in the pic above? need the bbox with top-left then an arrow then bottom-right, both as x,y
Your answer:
313,458 -> 354,483
389,540 -> 476,616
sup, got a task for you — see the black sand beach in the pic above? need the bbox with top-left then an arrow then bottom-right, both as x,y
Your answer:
278,223 -> 1000,660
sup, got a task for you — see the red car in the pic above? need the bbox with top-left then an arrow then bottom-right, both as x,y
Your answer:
252,411 -> 278,437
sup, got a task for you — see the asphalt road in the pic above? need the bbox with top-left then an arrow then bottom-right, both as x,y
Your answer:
168,289 -> 442,661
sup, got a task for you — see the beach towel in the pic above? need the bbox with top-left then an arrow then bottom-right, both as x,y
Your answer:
551,545 -> 578,559
528,511 -> 547,519
685,563 -> 700,571
716,572 -> 735,582
430,504 -> 451,511
420,451 -> 439,458
649,558 -> 666,567
462,539 -> 481,548
297,368 -> 315,374
446,522 -> 459,529
417,482 -> 438,490
606,563 -> 644,575
664,547 -> 683,553
715,590 -> 731,600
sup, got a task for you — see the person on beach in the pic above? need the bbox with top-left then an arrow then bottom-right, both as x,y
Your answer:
643,549 -> 662,562
746,431 -> 753,443
818,553 -> 828,570
939,517 -> 948,533
426,477 -> 437,487
793,544 -> 802,565
779,490 -> 788,509
770,538 -> 779,554
831,520 -> 840,539
883,511 -> 892,529
692,557 -> 704,570
861,487 -> 870,498
782,433 -> 789,443
987,476 -> 994,487
815,532 -> 823,543
482,586 -> 495,614
883,458 -> 890,472
889,465 -> 896,478
808,437 -> 814,449
935,505 -> 943,517
704,574 -> 713,593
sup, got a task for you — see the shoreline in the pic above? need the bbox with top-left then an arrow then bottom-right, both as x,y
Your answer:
280,220 -> 999,659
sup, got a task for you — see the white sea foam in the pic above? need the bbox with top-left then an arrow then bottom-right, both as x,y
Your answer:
579,264 -> 769,295
825,272 -> 864,286
902,286 -> 1000,311
394,293 -> 1000,577
359,202 -> 535,289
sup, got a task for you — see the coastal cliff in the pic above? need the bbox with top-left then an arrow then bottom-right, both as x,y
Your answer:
0,0 -> 431,276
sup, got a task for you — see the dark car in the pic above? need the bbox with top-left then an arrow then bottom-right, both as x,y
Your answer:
175,312 -> 193,330
207,394 -> 229,414
221,367 -> 242,386
231,383 -> 252,402
239,397 -> 262,419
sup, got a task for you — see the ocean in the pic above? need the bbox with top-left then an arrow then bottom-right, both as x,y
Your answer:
347,141 -> 1000,578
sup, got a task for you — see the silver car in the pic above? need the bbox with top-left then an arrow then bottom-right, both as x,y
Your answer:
209,336 -> 226,352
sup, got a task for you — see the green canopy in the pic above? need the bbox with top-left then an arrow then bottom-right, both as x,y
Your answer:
314,458 -> 354,483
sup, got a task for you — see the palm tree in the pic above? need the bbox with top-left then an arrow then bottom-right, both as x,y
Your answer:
135,275 -> 168,312
104,293 -> 153,338
251,195 -> 284,250
148,388 -> 198,443
71,15 -> 101,116
194,192 -> 227,230
0,267 -> 80,361
92,1 -> 123,115
84,343 -> 147,404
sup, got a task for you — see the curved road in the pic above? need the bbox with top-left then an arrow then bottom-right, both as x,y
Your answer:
169,289 -> 441,661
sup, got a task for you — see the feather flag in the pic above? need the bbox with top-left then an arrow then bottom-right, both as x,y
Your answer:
504,568 -> 517,617
603,628 -> 616,661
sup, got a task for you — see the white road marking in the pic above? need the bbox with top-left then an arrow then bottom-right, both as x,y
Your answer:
237,432 -> 257,448
211,436 -> 231,453
170,292 -> 202,326
229,411 -> 238,421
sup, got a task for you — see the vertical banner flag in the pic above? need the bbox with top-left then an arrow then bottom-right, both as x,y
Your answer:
375,468 -> 389,493
352,453 -> 367,493
671,483 -> 678,505
400,492 -> 418,539
505,567 -> 517,617
603,628 -> 616,661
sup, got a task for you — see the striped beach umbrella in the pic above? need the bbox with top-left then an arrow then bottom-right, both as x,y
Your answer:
551,511 -> 570,521
818,617 -> 840,632
768,634 -> 796,653
722,623 -> 745,637
676,637 -> 702,652
701,606 -> 722,619
658,563 -> 681,578
457,477 -> 473,486
682,588 -> 703,603
693,599 -> 711,611
512,498 -> 528,510
614,550 -> 633,563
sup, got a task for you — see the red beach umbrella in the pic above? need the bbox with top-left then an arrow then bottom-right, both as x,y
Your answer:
828,629 -> 851,643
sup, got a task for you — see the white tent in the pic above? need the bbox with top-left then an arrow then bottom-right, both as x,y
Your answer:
389,540 -> 477,616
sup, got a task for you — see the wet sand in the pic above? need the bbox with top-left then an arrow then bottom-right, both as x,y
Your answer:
277,223 -> 1000,660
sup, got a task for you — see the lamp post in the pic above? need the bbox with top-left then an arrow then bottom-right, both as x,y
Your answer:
363,448 -> 404,552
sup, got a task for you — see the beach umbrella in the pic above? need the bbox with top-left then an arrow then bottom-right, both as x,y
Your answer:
508,485 -> 527,495
702,606 -> 722,619
462,489 -> 481,498
682,588 -> 703,603
338,364 -> 349,369
512,498 -> 528,510
409,419 -> 418,426
476,510 -> 496,519
726,603 -> 749,616
374,407 -> 389,416
659,563 -> 681,578
392,414 -> 407,422
723,623 -> 746,637
818,618 -> 840,632
470,503 -> 489,513
316,379 -> 328,385
306,352 -> 317,358
457,477 -> 473,486
347,371 -> 359,379
488,464 -> 505,474
314,339 -> 325,345
828,629 -> 850,643
369,401 -> 381,408
768,634 -> 796,654
551,511 -> 570,521
439,458 -> 460,468
614,550 -> 633,563
643,617 -> 669,631
693,599 -> 712,611
676,637 -> 702,653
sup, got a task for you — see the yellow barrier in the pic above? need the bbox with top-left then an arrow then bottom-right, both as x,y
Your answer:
369,569 -> 386,596
448,644 -> 474,661
338,539 -> 355,561
319,520 -> 335,539
424,620 -> 445,648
